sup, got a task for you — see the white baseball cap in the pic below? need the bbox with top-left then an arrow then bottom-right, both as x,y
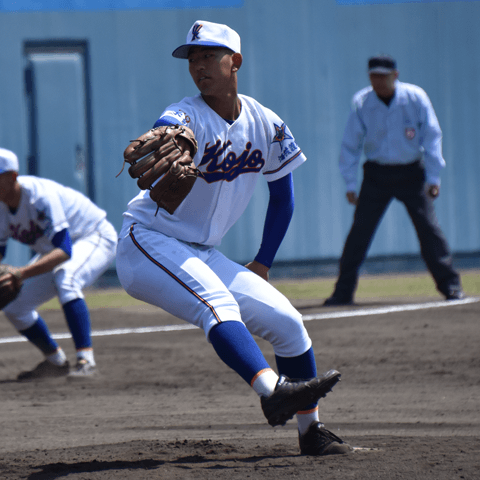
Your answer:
0,148 -> 19,174
172,20 -> 241,59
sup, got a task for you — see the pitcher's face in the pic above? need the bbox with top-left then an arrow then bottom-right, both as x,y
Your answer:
188,47 -> 237,97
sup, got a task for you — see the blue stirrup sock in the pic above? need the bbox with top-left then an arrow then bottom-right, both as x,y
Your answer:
275,347 -> 317,379
209,321 -> 271,385
20,316 -> 59,355
276,347 -> 318,412
62,298 -> 92,350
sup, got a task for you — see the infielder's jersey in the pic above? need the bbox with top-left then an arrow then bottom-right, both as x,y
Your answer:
339,80 -> 446,191
0,176 -> 107,254
124,93 -> 306,246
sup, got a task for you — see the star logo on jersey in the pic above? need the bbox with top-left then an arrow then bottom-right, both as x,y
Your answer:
271,123 -> 300,163
271,123 -> 292,148
191,23 -> 202,41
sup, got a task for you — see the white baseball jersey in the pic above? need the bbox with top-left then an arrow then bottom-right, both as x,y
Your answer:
339,80 -> 446,191
2,176 -> 117,330
123,93 -> 306,246
0,176 -> 108,253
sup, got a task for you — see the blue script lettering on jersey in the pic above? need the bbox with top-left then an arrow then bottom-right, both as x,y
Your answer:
9,221 -> 45,245
278,141 -> 299,163
198,140 -> 265,183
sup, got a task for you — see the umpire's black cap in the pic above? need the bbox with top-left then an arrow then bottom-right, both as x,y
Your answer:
368,55 -> 397,74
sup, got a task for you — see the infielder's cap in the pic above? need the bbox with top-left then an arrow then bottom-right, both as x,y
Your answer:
172,20 -> 241,59
368,55 -> 397,74
0,148 -> 19,174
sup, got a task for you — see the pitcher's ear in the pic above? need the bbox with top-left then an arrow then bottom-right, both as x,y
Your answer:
232,53 -> 242,72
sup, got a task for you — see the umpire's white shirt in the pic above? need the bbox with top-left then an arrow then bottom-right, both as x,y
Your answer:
339,80 -> 446,191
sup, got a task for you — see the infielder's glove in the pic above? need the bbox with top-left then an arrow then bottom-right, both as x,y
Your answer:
121,124 -> 201,215
0,264 -> 22,310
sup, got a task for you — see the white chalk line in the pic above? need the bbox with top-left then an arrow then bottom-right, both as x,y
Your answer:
301,296 -> 479,321
0,297 -> 478,345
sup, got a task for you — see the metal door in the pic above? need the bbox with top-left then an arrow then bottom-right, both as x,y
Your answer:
24,42 -> 93,199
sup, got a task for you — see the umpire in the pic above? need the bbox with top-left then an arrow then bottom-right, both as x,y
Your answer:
324,55 -> 464,306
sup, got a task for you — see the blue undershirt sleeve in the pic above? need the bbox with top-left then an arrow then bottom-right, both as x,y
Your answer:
153,116 -> 178,128
254,173 -> 294,268
51,228 -> 72,257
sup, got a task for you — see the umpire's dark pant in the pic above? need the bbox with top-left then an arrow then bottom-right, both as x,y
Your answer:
332,160 -> 461,299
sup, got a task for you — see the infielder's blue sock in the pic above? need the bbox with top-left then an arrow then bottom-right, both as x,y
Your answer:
62,298 -> 92,350
209,321 -> 270,385
20,317 -> 59,355
276,347 -> 318,410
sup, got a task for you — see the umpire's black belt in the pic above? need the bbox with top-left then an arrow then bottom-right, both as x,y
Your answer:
365,159 -> 421,169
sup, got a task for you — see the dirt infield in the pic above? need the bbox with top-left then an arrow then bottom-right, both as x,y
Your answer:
1,292 -> 479,479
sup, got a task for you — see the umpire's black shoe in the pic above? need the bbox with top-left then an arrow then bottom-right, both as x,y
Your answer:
445,289 -> 466,300
299,422 -> 352,456
261,370 -> 341,427
323,295 -> 354,306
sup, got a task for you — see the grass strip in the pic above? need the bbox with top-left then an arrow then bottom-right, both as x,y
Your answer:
38,269 -> 479,310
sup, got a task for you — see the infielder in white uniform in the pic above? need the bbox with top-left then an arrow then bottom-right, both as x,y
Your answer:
0,148 -> 117,379
116,21 -> 350,455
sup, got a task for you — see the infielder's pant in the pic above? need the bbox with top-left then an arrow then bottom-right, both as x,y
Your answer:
332,160 -> 461,299
116,222 -> 312,358
3,219 -> 118,331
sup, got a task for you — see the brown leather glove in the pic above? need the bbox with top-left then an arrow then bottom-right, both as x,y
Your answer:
0,265 -> 22,310
122,125 -> 201,214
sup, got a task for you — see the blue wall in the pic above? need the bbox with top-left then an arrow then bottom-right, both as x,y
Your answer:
1,0 -> 479,268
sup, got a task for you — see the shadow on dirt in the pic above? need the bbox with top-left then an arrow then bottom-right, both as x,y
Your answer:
27,459 -> 165,479
27,452 -> 297,479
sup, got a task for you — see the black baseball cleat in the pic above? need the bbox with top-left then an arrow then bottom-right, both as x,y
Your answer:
261,370 -> 341,427
445,289 -> 466,300
17,360 -> 70,381
299,422 -> 352,456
